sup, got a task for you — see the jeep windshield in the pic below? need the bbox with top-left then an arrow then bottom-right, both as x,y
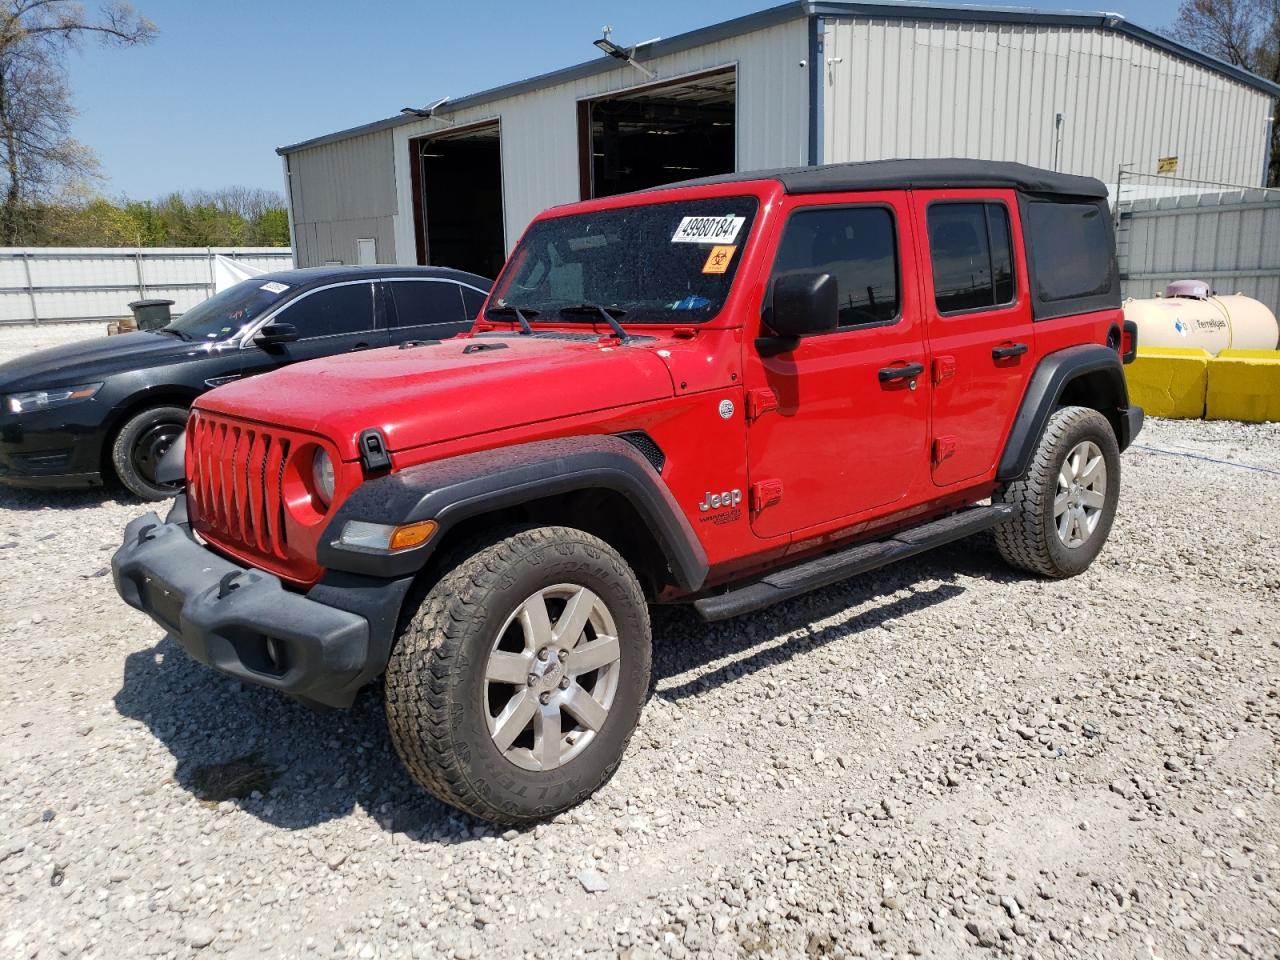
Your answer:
487,196 -> 759,324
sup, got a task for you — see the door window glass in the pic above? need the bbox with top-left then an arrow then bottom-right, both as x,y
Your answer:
461,285 -> 487,320
771,206 -> 900,327
389,280 -> 466,328
927,202 -> 1016,314
280,283 -> 374,338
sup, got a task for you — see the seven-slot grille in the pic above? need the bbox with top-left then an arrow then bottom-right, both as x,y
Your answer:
187,410 -> 294,562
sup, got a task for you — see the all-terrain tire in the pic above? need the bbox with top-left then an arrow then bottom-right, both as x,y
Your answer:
994,405 -> 1121,578
384,525 -> 651,825
110,405 -> 187,500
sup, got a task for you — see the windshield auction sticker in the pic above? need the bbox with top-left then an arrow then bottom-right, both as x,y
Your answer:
702,245 -> 737,274
260,281 -> 290,294
671,214 -> 745,244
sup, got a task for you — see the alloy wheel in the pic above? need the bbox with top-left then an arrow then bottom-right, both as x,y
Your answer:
483,584 -> 622,772
1054,439 -> 1107,548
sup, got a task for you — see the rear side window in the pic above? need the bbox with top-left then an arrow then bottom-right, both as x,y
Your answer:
461,285 -> 487,320
927,202 -> 1015,314
280,283 -> 375,338
771,206 -> 899,328
1024,201 -> 1114,303
389,280 -> 466,329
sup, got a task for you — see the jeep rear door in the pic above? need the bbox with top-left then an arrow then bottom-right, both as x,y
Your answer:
744,193 -> 930,539
913,190 -> 1034,487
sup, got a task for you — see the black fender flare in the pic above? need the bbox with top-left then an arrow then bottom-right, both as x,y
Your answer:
997,344 -> 1136,482
317,435 -> 709,591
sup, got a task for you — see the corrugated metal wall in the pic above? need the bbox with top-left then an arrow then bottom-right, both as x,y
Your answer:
0,248 -> 293,324
1117,190 -> 1280,313
388,17 -> 811,264
821,18 -> 1273,189
286,130 -> 398,267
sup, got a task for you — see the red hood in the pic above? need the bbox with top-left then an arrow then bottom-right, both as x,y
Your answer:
196,334 -> 676,459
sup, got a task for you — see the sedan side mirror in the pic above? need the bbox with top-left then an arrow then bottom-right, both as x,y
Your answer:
254,321 -> 299,347
758,272 -> 838,357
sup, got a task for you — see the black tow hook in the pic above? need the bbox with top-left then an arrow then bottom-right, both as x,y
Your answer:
216,571 -> 241,600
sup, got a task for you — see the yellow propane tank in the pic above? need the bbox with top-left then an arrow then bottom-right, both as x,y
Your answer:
1123,280 -> 1279,355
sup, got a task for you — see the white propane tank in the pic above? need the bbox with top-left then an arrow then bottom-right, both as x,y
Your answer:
1123,280 -> 1280,355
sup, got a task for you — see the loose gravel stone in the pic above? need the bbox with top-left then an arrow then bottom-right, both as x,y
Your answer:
1,325 -> 1277,959
577,869 -> 609,894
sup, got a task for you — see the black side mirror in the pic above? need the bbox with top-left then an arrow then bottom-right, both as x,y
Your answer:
758,272 -> 838,357
254,321 -> 299,347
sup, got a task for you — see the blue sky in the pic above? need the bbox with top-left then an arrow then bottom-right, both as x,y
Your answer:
65,0 -> 1181,200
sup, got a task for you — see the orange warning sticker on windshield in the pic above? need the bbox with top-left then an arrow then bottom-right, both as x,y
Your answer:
702,245 -> 737,274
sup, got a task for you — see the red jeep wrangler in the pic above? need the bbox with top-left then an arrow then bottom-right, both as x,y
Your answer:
113,159 -> 1142,825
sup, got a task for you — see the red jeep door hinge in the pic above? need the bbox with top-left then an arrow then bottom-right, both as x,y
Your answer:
932,436 -> 958,465
746,387 -> 779,420
750,479 -> 784,511
933,355 -> 957,384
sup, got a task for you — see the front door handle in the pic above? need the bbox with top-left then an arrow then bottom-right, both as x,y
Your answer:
992,342 -> 1029,360
878,362 -> 925,382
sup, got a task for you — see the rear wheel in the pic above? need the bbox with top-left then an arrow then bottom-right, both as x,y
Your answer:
995,405 -> 1121,578
385,525 -> 651,825
110,405 -> 187,500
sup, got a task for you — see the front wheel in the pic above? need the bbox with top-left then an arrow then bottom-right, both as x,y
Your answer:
110,405 -> 187,500
994,405 -> 1121,578
385,525 -> 651,825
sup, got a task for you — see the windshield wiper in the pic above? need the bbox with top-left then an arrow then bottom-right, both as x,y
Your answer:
155,328 -> 191,341
486,305 -> 538,335
559,303 -> 632,342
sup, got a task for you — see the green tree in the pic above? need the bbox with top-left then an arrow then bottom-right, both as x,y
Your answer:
19,188 -> 290,247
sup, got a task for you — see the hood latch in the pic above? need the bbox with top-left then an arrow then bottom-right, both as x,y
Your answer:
358,428 -> 392,473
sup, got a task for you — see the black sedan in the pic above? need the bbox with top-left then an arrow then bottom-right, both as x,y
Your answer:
0,265 -> 490,499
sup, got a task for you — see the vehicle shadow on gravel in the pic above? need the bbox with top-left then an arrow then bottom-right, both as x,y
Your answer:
650,537 -> 1018,702
114,635 -> 472,840
111,536 -> 1017,838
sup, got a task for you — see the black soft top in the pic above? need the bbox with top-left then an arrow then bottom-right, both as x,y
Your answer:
663,158 -> 1108,199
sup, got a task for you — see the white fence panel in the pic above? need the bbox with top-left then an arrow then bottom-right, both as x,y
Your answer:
0,247 -> 294,324
1117,190 -> 1280,314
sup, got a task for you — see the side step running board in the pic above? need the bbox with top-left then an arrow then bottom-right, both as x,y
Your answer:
693,504 -> 1012,622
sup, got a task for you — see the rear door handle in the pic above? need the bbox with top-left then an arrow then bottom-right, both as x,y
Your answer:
992,342 -> 1029,360
878,362 -> 925,382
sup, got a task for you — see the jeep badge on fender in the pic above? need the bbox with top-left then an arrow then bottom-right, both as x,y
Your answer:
112,159 -> 1142,826
698,488 -> 742,512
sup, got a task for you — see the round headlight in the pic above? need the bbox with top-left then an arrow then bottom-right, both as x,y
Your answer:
311,448 -> 335,506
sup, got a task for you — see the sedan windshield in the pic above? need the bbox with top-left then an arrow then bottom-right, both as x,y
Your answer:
161,277 -> 291,342
487,196 -> 759,324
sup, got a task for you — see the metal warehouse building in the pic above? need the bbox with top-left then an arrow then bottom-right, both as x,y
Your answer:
277,0 -> 1279,277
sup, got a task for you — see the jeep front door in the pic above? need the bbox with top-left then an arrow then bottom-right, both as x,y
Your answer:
745,196 -> 930,539
915,192 -> 1034,486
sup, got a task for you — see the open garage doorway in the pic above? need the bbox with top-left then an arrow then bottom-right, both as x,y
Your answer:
411,121 -> 505,278
580,68 -> 735,199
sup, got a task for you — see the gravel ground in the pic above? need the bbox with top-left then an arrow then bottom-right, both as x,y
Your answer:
1,324 -> 1277,960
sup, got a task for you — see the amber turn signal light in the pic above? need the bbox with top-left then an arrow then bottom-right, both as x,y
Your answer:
387,520 -> 438,551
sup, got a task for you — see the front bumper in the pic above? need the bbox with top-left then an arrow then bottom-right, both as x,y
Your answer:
112,511 -> 375,708
0,403 -> 108,489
